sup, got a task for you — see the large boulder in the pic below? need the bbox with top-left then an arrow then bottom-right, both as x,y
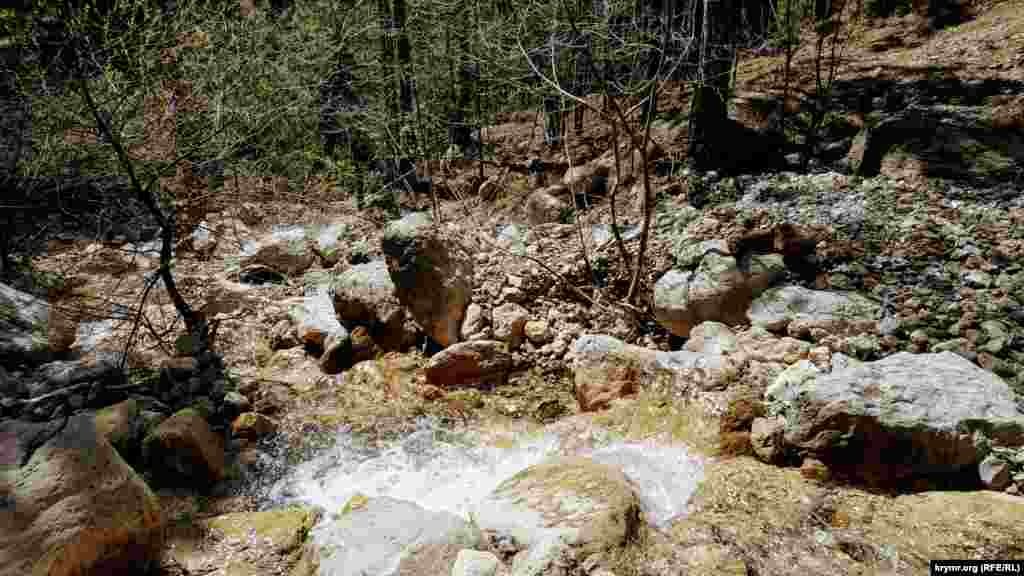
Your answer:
0,414 -> 164,576
142,407 -> 225,486
780,352 -> 1024,487
653,251 -> 783,338
381,212 -> 473,348
292,496 -> 482,576
471,456 -> 643,576
331,260 -> 415,351
0,282 -> 78,366
239,226 -> 316,277
569,334 -> 738,411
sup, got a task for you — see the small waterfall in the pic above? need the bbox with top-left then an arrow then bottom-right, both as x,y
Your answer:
266,417 -> 704,530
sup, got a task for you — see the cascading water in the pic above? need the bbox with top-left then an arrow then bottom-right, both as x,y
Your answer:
266,417 -> 705,531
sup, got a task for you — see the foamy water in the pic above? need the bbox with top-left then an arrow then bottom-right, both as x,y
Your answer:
267,418 -> 704,529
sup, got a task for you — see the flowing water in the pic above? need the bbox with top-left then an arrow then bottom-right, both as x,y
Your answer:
267,417 -> 706,531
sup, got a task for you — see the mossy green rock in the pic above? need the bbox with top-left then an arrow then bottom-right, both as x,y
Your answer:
205,506 -> 321,556
473,456 -> 643,558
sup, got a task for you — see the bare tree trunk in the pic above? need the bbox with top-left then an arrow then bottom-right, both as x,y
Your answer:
79,79 -> 207,349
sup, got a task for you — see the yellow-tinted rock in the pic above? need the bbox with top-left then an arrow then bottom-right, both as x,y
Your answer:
231,412 -> 278,439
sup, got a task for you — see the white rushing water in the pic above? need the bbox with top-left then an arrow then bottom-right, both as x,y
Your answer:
267,418 -> 705,530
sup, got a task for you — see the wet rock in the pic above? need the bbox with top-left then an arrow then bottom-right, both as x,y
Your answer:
166,506 -> 321,575
472,456 -> 642,576
294,496 -> 481,576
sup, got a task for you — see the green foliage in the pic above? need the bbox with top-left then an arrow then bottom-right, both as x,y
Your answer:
864,0 -> 915,18
558,205 -> 576,224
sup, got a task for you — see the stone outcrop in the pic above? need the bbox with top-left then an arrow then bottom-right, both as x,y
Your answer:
775,352 -> 1024,487
381,212 -> 473,348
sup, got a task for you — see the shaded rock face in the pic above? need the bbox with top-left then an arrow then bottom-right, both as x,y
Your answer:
472,456 -> 643,576
331,260 -> 414,351
848,104 -> 1024,186
3,355 -> 126,422
381,212 -> 473,348
293,496 -> 481,576
0,414 -> 164,576
143,407 -> 225,486
780,352 -> 1024,488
